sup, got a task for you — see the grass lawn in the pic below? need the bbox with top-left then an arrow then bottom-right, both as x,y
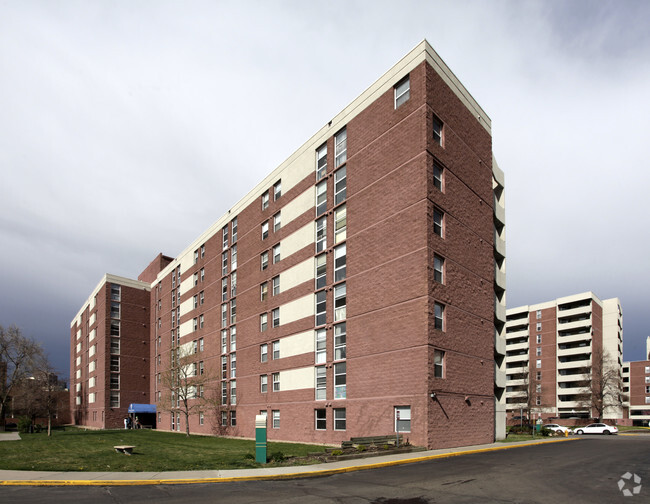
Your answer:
0,428 -> 328,472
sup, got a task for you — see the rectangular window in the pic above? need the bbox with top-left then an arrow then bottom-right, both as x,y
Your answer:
536,322 -> 542,331
274,180 -> 282,200
110,320 -> 120,336
223,225 -> 229,250
222,278 -> 228,302
231,245 -> 237,270
316,181 -> 327,216
536,310 -> 542,319
193,294 -> 198,309
316,254 -> 327,289
316,328 -> 326,364
315,409 -> 326,430
272,340 -> 280,360
536,347 -> 542,356
433,208 -> 444,237
334,322 -> 346,360
334,362 -> 346,399
272,276 -> 280,296
536,359 -> 542,368
646,386 -> 650,394
316,290 -> 326,326
273,244 -> 281,264
230,299 -> 237,324
261,282 -> 268,301
273,372 -> 280,392
260,313 -> 268,332
110,374 -> 119,390
536,397 -> 541,406
433,116 -> 443,145
316,217 -> 327,253
395,406 -> 411,432
272,410 -> 280,429
110,356 -> 118,372
335,128 -> 347,166
194,272 -> 199,286
193,317 -> 198,331
200,267 -> 205,282
334,165 -> 347,204
261,191 -> 269,210
222,381 -> 227,405
194,249 -> 199,264
199,412 -> 204,425
316,144 -> 327,180
222,252 -> 228,276
646,366 -> 650,374
221,329 -> 227,354
110,338 -> 120,355
394,75 -> 410,108
434,302 -> 445,331
230,326 -> 236,351
230,352 -> 236,378
434,349 -> 445,378
316,366 -> 326,400
260,375 -> 268,393
434,254 -> 444,284
262,221 -> 269,240
536,371 -> 542,380
231,217 -> 238,243
221,304 -> 228,327
433,161 -> 443,191
536,384 -> 542,393
334,283 -> 346,321
260,343 -> 268,362
110,391 -> 120,408
274,212 -> 281,232
333,246 -> 346,283
200,244 -> 205,258
261,251 -> 269,270
334,205 -> 346,243
272,308 -> 280,328
536,334 -> 542,344
199,338 -> 204,352
334,408 -> 346,430
230,380 -> 236,405
110,302 -> 120,319
221,410 -> 227,426
199,314 -> 204,329
110,284 -> 121,301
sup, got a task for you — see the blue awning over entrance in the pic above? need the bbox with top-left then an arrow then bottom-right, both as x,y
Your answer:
127,403 -> 156,414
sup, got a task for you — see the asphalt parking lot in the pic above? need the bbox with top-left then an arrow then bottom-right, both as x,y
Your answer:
1,435 -> 648,503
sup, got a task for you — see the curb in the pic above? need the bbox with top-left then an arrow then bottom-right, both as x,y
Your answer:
0,438 -> 579,487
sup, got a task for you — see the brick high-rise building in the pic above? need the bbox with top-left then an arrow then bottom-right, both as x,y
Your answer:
70,40 -> 507,448
622,337 -> 650,426
505,292 -> 623,422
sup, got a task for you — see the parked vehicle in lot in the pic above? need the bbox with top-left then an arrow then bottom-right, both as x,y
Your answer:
572,423 -> 618,435
544,424 -> 569,434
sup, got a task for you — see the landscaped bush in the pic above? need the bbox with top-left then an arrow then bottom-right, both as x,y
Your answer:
17,417 -> 32,434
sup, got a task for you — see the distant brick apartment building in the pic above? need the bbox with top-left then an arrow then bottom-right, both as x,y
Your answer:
70,40 -> 507,449
505,292 -> 623,422
622,337 -> 650,426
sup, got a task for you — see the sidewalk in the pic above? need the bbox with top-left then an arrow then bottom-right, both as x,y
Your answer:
0,437 -> 578,486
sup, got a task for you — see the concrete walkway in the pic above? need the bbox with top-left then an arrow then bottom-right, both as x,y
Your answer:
0,432 -> 20,441
0,437 -> 578,486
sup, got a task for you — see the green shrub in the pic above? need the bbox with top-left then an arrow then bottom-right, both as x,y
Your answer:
331,449 -> 343,456
269,451 -> 285,462
356,445 -> 366,452
17,417 -> 32,434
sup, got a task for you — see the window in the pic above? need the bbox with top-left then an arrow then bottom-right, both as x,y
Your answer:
193,317 -> 198,331
334,408 -> 346,430
646,376 -> 650,384
222,278 -> 228,302
272,410 -> 280,429
536,397 -> 541,406
274,180 -> 282,200
200,267 -> 205,282
223,225 -> 229,250
394,75 -> 410,108
230,380 -> 236,405
262,191 -> 269,210
536,384 -> 542,393
433,161 -> 443,191
334,322 -> 346,360
334,362 -> 346,399
272,276 -> 280,296
272,308 -> 280,328
230,326 -> 236,351
316,366 -> 326,400
231,217 -> 238,243
110,391 -> 120,408
193,294 -> 198,309
230,410 -> 237,426
260,313 -> 268,332
193,272 -> 199,286
230,299 -> 237,323
109,356 -> 118,372
260,375 -> 268,393
315,409 -> 326,430
316,181 -> 327,216
646,366 -> 650,374
272,340 -> 280,360
433,116 -> 443,145
231,271 -> 237,297
222,381 -> 227,405
334,166 -> 347,204
316,328 -> 326,364
221,410 -> 227,426
222,252 -> 228,276
536,322 -> 542,331
199,337 -> 204,352
395,406 -> 411,432
536,371 -> 541,380
316,144 -> 327,180
194,249 -> 199,264
262,221 -> 269,240
200,244 -> 205,258
221,304 -> 227,327
316,291 -> 327,326
261,251 -> 269,270
434,349 -> 445,378
536,310 -> 542,319
536,359 -> 542,368
261,282 -> 268,301
260,343 -> 268,362
434,302 -> 444,330
231,245 -> 237,270
110,338 -> 120,355
335,128 -> 347,166
110,302 -> 120,319
433,254 -> 444,283
646,386 -> 650,394
334,283 -> 346,321
536,334 -> 542,344
316,254 -> 327,289
273,212 -> 281,232
334,205 -> 346,243
273,372 -> 280,391
273,244 -> 281,263
230,353 -> 236,378
536,347 -> 542,356
199,412 -> 204,425
433,208 -> 444,237
110,320 -> 120,336
221,330 -> 227,354
316,217 -> 327,253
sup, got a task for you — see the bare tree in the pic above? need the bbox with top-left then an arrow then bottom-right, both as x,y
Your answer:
159,343 -> 216,436
0,325 -> 44,431
584,348 -> 625,421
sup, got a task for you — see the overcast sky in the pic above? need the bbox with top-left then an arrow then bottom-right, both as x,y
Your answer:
2,0 -> 649,378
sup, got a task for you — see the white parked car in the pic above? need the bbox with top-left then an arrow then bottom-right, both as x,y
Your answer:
572,423 -> 618,435
544,424 -> 569,434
